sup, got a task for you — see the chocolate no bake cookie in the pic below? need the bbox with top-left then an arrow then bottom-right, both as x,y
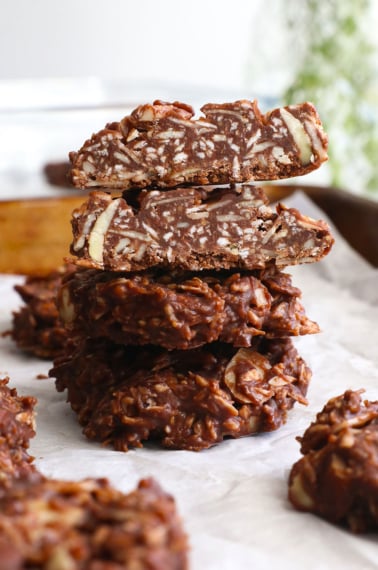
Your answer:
0,377 -> 39,492
50,337 -> 311,451
69,99 -> 328,190
70,185 -> 333,272
0,379 -> 189,569
288,390 -> 378,533
0,477 -> 188,570
58,267 -> 319,350
7,266 -> 73,359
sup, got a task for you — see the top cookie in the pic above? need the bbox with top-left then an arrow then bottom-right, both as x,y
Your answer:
69,99 -> 328,190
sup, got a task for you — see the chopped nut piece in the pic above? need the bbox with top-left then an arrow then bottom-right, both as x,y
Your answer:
69,99 -> 328,189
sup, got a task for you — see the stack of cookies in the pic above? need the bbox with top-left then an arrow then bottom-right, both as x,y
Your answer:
49,99 -> 333,451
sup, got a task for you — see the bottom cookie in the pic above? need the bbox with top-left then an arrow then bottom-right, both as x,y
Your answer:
288,390 -> 378,533
50,337 -> 311,451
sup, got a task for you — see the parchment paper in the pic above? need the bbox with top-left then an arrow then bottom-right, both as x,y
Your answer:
1,192 -> 377,569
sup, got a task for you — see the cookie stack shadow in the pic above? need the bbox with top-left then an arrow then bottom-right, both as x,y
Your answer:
49,99 -> 334,452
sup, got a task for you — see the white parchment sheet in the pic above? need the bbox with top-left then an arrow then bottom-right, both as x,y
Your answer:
1,192 -> 377,569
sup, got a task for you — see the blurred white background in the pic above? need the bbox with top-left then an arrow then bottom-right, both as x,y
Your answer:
1,0 -> 377,91
0,0 -> 260,94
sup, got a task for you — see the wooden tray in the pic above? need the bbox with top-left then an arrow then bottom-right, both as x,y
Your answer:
0,194 -> 85,275
1,185 -> 377,275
